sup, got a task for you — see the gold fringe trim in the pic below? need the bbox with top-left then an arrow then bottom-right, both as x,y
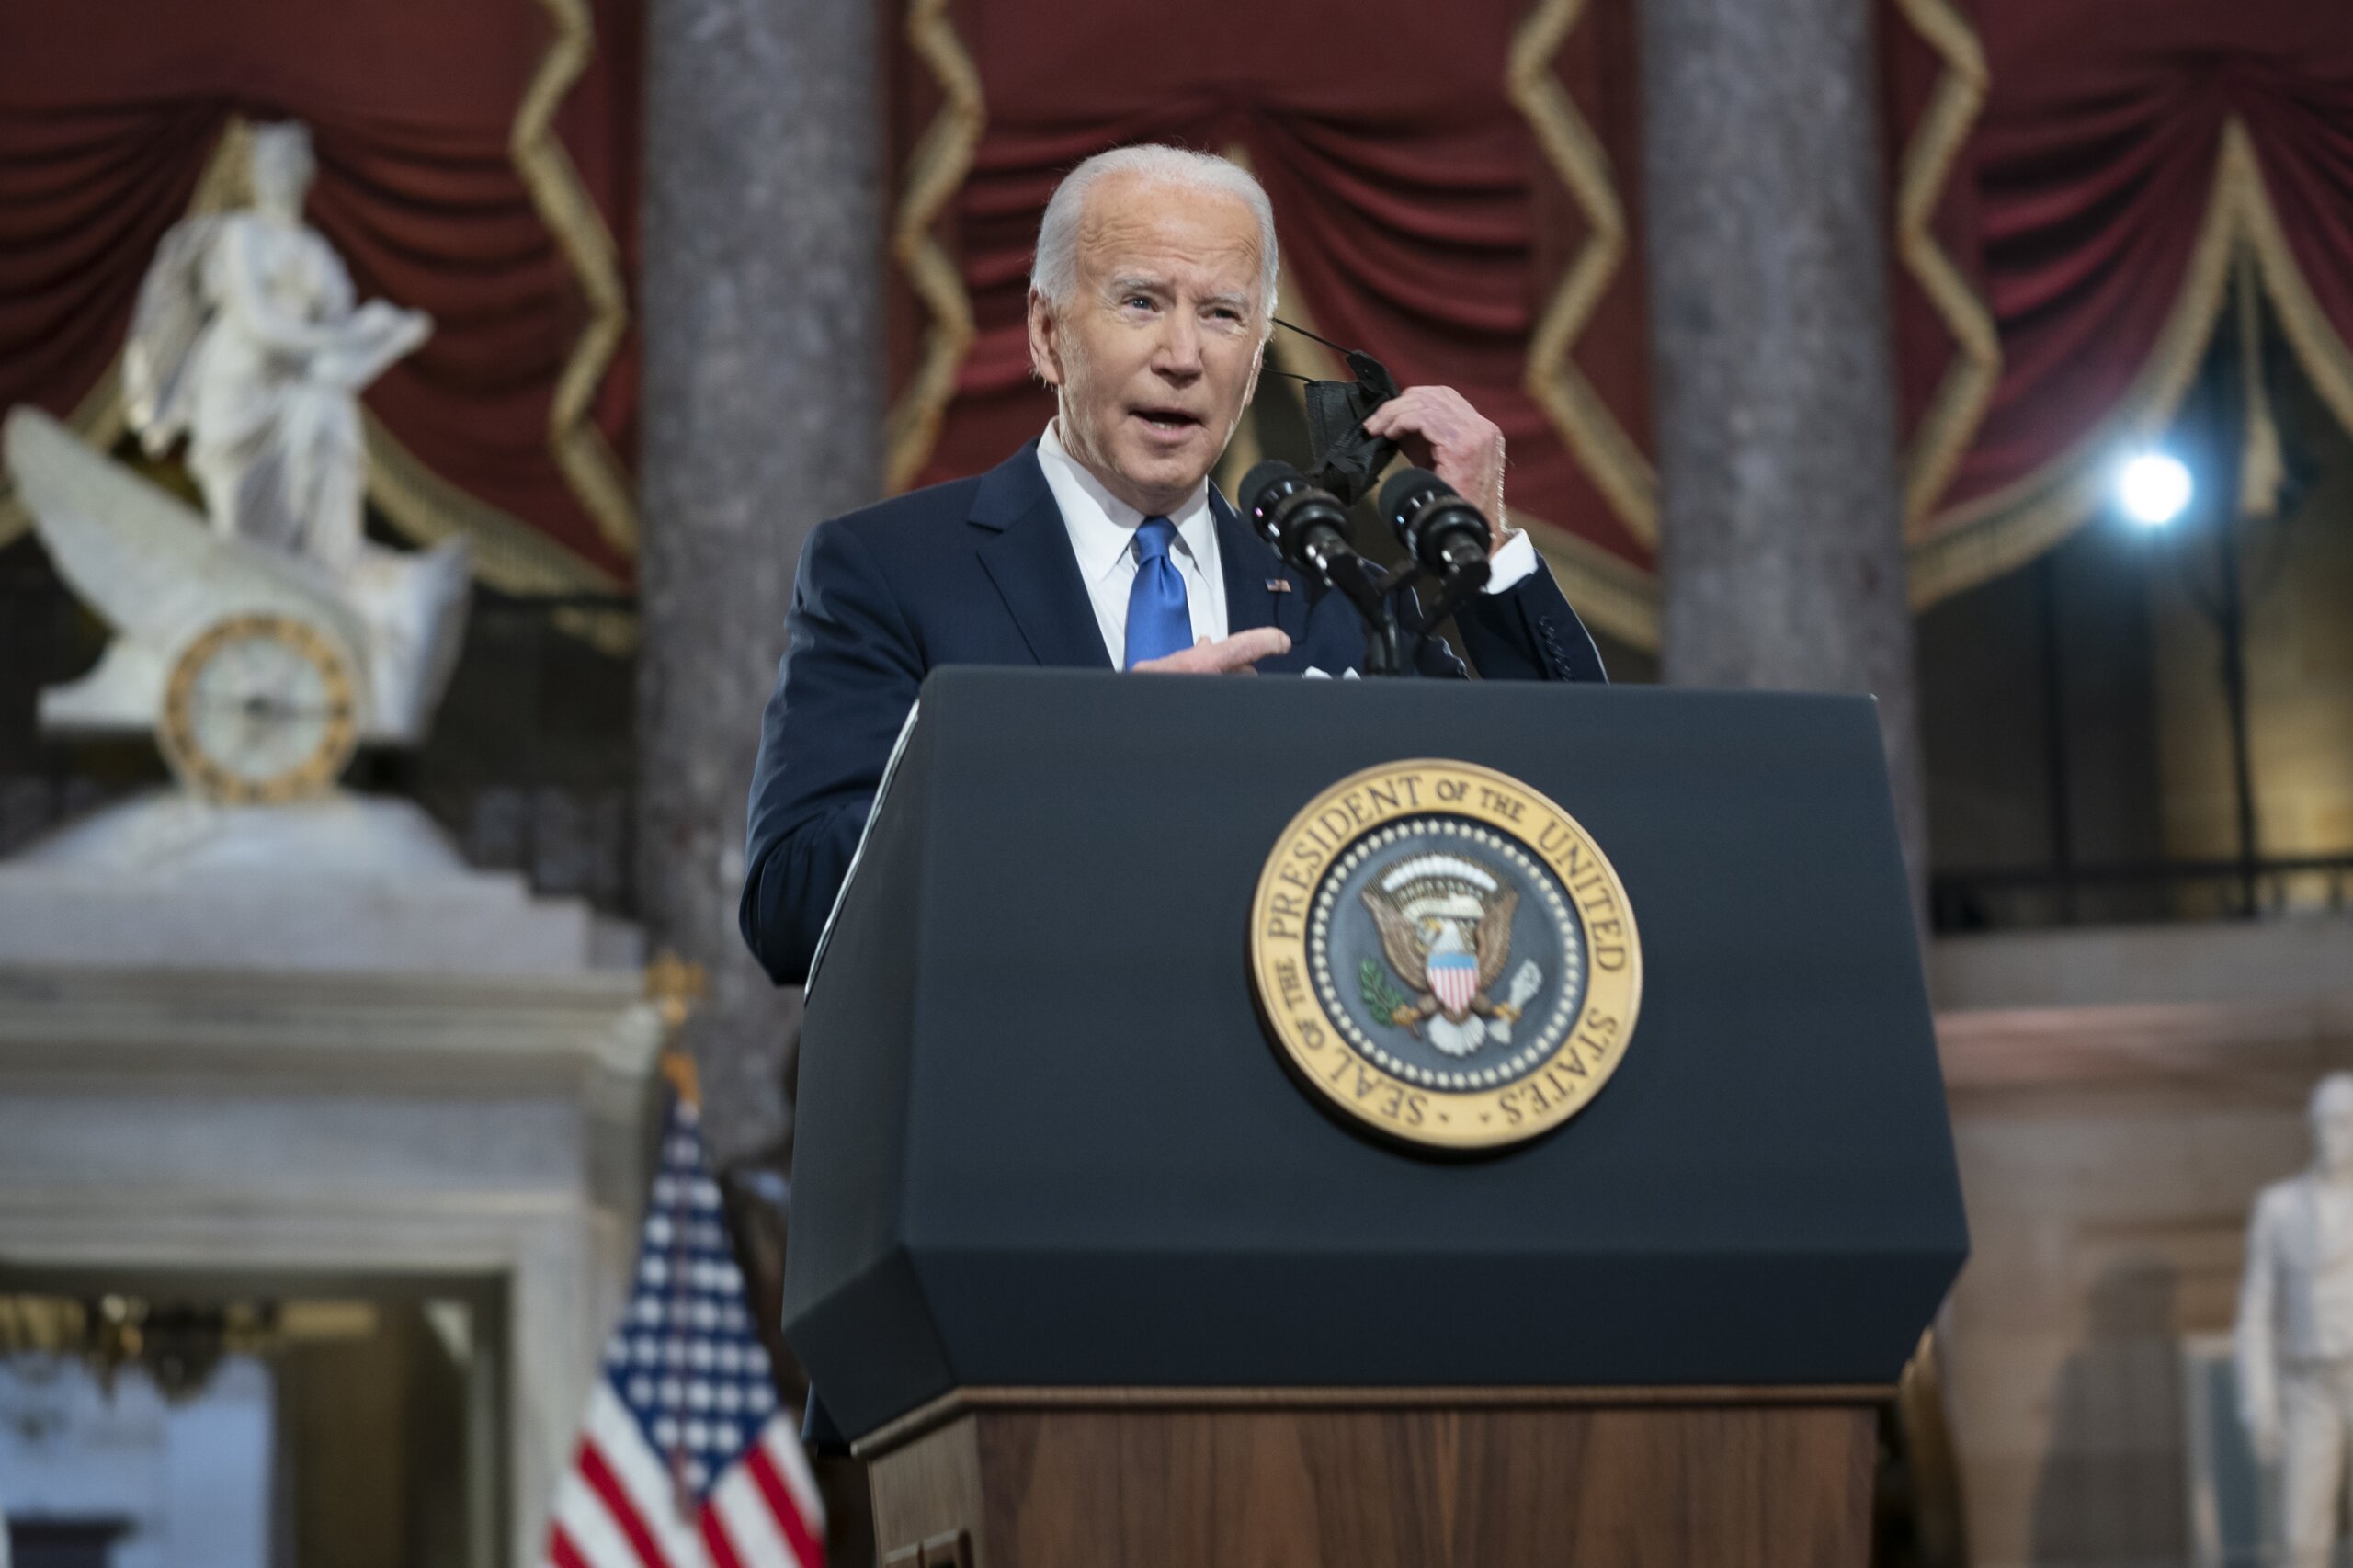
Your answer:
1506,0 -> 1659,546
882,0 -> 986,494
2236,129 -> 2353,450
363,411 -> 621,596
191,119 -> 257,209
364,411 -> 637,653
1889,0 -> 1999,530
1907,119 -> 2353,608
2235,245 -> 2285,517
513,0 -> 640,556
1904,128 -> 2242,605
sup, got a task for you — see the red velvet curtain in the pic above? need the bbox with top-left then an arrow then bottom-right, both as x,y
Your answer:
9,0 -> 2349,606
1941,0 -> 2353,515
0,0 -> 641,586
885,0 -> 2353,601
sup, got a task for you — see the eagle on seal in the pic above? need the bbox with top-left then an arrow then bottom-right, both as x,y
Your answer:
1359,853 -> 1542,1057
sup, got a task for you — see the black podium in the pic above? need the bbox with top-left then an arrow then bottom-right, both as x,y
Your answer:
785,668 -> 1966,1568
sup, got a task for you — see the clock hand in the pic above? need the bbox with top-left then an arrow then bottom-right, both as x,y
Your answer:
182,689 -> 344,720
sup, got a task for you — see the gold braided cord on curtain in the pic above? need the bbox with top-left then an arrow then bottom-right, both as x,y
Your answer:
1888,0 -> 1998,531
1505,0 -> 1658,548
370,4 -> 637,604
882,0 -> 986,494
363,411 -> 623,596
1904,119 -> 2353,608
365,409 -> 635,652
2239,131 -> 2353,447
513,0 -> 640,557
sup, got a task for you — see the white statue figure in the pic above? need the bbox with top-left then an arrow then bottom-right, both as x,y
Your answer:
6,119 -> 469,767
126,121 -> 428,570
2237,1073 -> 2353,1568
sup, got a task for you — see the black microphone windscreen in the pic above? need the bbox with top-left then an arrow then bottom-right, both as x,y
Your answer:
1240,460 -> 1302,519
1378,465 -> 1451,525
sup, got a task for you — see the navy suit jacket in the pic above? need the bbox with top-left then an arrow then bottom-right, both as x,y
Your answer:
740,441 -> 1608,986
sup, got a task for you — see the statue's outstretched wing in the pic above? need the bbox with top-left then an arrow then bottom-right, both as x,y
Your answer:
3,407 -> 348,649
123,214 -> 226,449
1361,887 -> 1431,994
1474,886 -> 1518,991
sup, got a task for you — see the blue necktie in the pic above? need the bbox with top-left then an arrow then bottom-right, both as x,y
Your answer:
1124,515 -> 1192,667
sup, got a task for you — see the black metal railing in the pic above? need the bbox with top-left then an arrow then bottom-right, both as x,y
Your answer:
1931,853 -> 2353,934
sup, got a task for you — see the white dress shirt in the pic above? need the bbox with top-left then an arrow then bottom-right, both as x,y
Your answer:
1037,419 -> 1540,669
1039,418 -> 1226,665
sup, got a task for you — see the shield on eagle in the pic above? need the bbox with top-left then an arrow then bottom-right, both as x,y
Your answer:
1427,949 -> 1479,1017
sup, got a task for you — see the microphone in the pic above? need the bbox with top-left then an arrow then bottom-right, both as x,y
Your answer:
1239,460 -> 1369,593
1379,467 -> 1493,591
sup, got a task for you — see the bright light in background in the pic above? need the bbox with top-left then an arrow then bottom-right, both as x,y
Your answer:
2117,450 -> 2193,527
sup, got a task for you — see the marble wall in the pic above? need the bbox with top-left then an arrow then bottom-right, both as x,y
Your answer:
0,962 -> 664,1568
1933,917 -> 2353,1568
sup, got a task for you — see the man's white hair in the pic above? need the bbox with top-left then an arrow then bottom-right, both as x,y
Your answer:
1029,145 -> 1279,329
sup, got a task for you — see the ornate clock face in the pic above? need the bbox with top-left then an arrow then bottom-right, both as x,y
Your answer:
158,613 -> 362,804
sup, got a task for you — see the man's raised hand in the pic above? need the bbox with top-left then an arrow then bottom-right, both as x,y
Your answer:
1361,385 -> 1508,551
1133,627 -> 1291,675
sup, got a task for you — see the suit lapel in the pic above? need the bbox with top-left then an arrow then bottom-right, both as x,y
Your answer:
972,444 -> 1114,670
1213,491 -> 1309,649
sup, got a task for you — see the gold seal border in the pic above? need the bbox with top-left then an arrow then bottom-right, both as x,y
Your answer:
1249,759 -> 1643,1153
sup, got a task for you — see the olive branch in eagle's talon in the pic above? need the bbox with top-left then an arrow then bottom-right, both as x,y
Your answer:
1359,958 -> 1422,1037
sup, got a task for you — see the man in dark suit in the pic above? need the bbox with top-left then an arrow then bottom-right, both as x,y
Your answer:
741,144 -> 1608,987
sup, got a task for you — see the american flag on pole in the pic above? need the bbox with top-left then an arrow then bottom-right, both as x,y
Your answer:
543,1085 -> 825,1568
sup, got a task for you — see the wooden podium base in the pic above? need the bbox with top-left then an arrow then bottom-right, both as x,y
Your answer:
854,1387 -> 1885,1568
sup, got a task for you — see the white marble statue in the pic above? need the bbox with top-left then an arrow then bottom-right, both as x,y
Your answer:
2237,1073 -> 2353,1568
6,119 -> 469,752
126,122 -> 429,571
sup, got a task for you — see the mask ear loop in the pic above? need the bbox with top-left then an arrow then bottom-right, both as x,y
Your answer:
1272,316 -> 1360,358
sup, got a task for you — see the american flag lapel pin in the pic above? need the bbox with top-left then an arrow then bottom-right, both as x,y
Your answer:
1267,578 -> 1292,593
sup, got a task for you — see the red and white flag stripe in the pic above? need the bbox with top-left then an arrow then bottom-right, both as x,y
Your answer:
544,1384 -> 824,1568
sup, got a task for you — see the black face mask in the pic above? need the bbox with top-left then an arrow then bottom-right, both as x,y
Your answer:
1278,319 -> 1401,506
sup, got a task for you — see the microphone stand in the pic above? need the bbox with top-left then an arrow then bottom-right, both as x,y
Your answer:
1335,559 -> 1487,677
1323,554 -> 1407,676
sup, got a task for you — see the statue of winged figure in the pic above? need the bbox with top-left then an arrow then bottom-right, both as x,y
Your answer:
124,121 -> 429,572
1361,854 -> 1545,1058
5,119 -> 470,754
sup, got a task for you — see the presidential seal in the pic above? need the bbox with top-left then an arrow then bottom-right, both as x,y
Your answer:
1249,759 -> 1642,1152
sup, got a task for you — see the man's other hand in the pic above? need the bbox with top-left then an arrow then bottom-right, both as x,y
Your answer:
1133,627 -> 1291,674
1362,385 -> 1507,551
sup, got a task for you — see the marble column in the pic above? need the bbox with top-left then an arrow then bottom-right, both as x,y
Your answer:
637,0 -> 882,1166
1635,0 -> 1929,903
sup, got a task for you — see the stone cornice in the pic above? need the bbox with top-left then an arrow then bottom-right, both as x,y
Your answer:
0,963 -> 664,1099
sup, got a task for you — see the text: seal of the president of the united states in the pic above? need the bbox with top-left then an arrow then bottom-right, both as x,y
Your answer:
1249,759 -> 1643,1152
